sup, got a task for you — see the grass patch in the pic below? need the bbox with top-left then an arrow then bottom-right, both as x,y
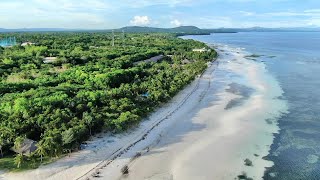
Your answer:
0,155 -> 54,172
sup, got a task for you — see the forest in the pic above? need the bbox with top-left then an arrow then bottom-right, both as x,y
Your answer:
0,32 -> 217,169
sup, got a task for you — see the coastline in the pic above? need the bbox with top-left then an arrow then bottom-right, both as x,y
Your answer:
0,47 -> 217,180
95,44 -> 288,180
0,44 -> 287,180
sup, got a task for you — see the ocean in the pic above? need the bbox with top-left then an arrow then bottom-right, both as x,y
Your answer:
183,32 -> 320,180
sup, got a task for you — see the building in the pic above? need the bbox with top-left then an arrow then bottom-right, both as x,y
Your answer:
133,55 -> 164,65
11,138 -> 37,156
21,42 -> 35,46
192,47 -> 209,52
43,57 -> 58,63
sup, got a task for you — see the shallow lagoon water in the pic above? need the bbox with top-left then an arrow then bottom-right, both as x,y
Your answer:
183,32 -> 320,180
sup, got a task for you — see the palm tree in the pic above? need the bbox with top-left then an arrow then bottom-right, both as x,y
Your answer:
35,143 -> 46,162
14,136 -> 24,152
14,153 -> 24,168
62,128 -> 75,155
83,112 -> 93,137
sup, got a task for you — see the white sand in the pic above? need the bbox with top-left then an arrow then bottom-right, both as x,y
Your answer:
0,45 -> 288,180
95,45 -> 287,180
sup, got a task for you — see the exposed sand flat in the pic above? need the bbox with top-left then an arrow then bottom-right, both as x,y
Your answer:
0,45 -> 287,180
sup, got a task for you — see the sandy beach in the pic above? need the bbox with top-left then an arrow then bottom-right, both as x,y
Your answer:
0,45 -> 287,180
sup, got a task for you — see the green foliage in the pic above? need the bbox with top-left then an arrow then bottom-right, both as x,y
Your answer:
2,58 -> 14,65
113,111 -> 140,132
14,136 -> 25,151
0,32 -> 217,169
35,143 -> 46,162
14,153 -> 24,168
0,155 -> 52,171
61,128 -> 75,147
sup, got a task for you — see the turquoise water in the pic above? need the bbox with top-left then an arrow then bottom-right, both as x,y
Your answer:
183,32 -> 320,180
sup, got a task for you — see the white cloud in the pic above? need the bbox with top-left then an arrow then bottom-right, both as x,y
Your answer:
130,16 -> 151,26
1,0 -> 319,29
170,19 -> 182,26
0,0 -> 112,28
239,11 -> 255,16
304,9 -> 320,13
251,10 -> 320,18
193,16 -> 233,28
61,0 -> 110,11
306,18 -> 320,27
122,0 -> 195,8
266,12 -> 307,17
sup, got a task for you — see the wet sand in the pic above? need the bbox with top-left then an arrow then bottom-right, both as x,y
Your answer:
96,45 -> 287,180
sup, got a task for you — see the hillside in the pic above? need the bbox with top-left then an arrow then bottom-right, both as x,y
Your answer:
117,26 -> 207,34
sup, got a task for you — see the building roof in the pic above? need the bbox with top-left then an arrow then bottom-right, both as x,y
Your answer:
133,55 -> 164,65
43,57 -> 58,63
21,42 -> 35,46
11,138 -> 37,156
192,47 -> 208,52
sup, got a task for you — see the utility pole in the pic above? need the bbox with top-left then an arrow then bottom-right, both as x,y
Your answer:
112,30 -> 115,47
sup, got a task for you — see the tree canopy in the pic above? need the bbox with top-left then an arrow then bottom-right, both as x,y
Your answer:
0,32 -> 217,168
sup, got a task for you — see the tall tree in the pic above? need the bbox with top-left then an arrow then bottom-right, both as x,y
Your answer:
83,112 -> 93,137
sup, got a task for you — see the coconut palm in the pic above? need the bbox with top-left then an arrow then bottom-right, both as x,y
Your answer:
14,153 -> 24,168
35,143 -> 46,162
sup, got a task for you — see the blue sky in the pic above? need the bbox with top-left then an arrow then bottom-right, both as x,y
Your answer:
0,0 -> 319,29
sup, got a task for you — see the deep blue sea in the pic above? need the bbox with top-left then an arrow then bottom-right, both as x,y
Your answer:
184,32 -> 320,180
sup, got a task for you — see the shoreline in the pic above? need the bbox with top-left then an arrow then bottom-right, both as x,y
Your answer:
0,48 -> 217,180
1,44 -> 287,180
96,44 -> 288,180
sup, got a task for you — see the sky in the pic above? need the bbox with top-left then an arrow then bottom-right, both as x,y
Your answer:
0,0 -> 319,29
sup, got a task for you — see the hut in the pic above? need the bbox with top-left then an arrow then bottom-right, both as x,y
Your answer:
11,138 -> 37,156
192,47 -> 208,52
43,57 -> 58,63
21,42 -> 35,46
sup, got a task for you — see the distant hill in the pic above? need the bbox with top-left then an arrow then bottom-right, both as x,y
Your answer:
1,26 -> 319,33
207,27 -> 320,32
0,26 -> 213,35
116,26 -> 206,34
0,26 -> 209,34
115,26 -> 237,34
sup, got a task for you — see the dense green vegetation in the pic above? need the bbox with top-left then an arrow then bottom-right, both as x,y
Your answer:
0,32 -> 217,169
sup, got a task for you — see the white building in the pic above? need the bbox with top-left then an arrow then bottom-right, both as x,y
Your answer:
43,57 -> 58,63
192,47 -> 209,52
21,42 -> 35,46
